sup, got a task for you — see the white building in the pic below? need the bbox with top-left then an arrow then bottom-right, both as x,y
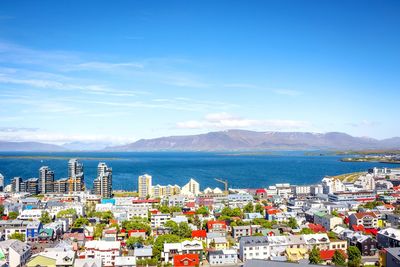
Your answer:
0,239 -> 31,267
82,240 -> 121,267
138,174 -> 152,198
151,213 -> 171,228
181,178 -> 200,196
322,177 -> 345,194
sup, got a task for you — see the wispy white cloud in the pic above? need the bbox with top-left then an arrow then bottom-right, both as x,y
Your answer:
177,112 -> 310,130
273,89 -> 302,96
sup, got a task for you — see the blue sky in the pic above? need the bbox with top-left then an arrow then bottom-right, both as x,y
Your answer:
0,0 -> 399,144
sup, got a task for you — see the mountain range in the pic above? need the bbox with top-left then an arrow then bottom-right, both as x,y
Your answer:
105,130 -> 400,152
1,130 -> 400,152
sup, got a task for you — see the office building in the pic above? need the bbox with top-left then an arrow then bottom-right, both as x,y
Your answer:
93,162 -> 112,198
138,174 -> 152,198
39,166 -> 55,194
12,177 -> 23,193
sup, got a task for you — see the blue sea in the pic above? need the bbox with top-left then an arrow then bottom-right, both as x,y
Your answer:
0,151 -> 398,191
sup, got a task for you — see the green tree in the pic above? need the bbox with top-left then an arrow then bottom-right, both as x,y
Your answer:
347,246 -> 361,267
73,217 -> 89,228
309,245 -> 321,264
94,223 -> 106,239
8,211 -> 18,219
288,217 -> 298,229
0,205 -> 4,215
243,202 -> 254,213
153,234 -> 181,257
231,207 -> 242,217
177,222 -> 192,238
39,211 -> 52,224
332,250 -> 346,266
255,203 -> 264,214
196,206 -> 209,216
9,232 -> 25,242
122,217 -> 151,236
300,228 -> 314,235
126,236 -> 144,249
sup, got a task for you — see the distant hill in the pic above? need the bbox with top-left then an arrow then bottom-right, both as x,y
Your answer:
62,141 -> 113,151
105,130 -> 400,151
0,141 -> 66,152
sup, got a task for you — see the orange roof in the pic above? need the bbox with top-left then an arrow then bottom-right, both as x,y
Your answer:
207,220 -> 227,229
267,209 -> 280,215
384,204 -> 395,209
174,254 -> 199,267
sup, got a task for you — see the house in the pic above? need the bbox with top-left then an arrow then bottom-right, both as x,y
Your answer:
208,249 -> 238,265
349,212 -> 378,229
207,220 -> 227,233
386,214 -> 400,228
162,240 -> 203,263
313,213 -> 343,231
38,228 -> 54,242
191,230 -> 207,240
150,213 -> 171,228
128,229 -> 146,239
0,239 -> 31,267
208,236 -> 228,250
82,241 -> 121,267
255,189 -> 267,199
173,254 -> 200,267
319,249 -> 347,265
26,221 -> 42,242
377,228 -> 400,248
134,246 -> 153,260
239,236 -> 270,261
27,248 -> 75,267
232,225 -> 253,239
383,247 -> 400,267
346,232 -> 377,256
329,239 -> 347,250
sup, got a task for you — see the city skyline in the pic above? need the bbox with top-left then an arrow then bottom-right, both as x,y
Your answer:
1,1 -> 400,145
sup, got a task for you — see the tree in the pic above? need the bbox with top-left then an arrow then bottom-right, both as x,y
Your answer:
309,245 -> 321,264
122,217 -> 151,236
94,223 -> 106,239
9,232 -> 25,242
8,211 -> 18,219
255,203 -> 264,214
39,211 -> 52,224
243,202 -> 254,213
164,221 -> 192,238
300,228 -> 314,235
347,246 -> 361,267
153,234 -> 181,257
0,205 -> 4,215
332,250 -> 346,266
73,217 -> 89,228
126,236 -> 144,249
196,206 -> 209,216
288,217 -> 298,229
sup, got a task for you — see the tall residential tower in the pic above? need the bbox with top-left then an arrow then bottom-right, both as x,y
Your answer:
93,162 -> 112,198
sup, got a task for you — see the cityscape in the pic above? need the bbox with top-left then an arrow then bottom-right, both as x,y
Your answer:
1,1 -> 400,267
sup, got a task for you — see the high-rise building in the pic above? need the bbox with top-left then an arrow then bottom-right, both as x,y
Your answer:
12,177 -> 22,192
181,178 -> 200,196
138,174 -> 152,198
25,178 -> 39,195
151,184 -> 181,198
93,162 -> 112,198
39,166 -> 55,194
68,159 -> 85,192
0,173 -> 4,192
54,178 -> 69,193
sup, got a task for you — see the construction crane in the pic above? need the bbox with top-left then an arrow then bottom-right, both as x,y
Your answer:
215,178 -> 228,195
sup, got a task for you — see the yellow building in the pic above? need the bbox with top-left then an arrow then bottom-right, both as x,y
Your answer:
286,248 -> 308,262
138,174 -> 152,198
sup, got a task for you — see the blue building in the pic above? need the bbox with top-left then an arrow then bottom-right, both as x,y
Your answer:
26,221 -> 42,241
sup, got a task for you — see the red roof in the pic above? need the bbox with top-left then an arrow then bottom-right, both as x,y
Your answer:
320,250 -> 347,261
128,229 -> 146,236
353,212 -> 377,219
267,209 -> 280,215
174,254 -> 200,267
184,211 -> 196,216
256,189 -> 267,194
308,223 -> 326,233
352,225 -> 365,232
364,228 -> 378,236
192,230 -> 207,238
